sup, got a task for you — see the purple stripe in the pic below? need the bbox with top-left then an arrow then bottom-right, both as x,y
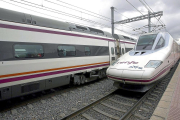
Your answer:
108,64 -> 172,83
0,23 -> 135,44
0,63 -> 109,84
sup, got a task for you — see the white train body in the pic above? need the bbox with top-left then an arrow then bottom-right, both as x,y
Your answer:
107,32 -> 180,92
0,8 -> 135,100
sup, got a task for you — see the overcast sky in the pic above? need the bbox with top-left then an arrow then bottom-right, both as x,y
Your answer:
0,0 -> 179,39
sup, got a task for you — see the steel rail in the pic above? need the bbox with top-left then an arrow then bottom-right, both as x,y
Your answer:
119,81 -> 159,120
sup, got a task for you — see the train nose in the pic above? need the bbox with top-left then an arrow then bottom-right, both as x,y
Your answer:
107,68 -> 123,77
107,68 -> 144,79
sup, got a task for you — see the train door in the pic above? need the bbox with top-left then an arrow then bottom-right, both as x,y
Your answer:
115,39 -> 120,59
109,42 -> 116,65
120,43 -> 126,55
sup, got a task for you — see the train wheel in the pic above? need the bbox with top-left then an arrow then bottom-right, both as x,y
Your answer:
102,70 -> 106,77
76,78 -> 81,85
80,75 -> 86,84
98,71 -> 103,79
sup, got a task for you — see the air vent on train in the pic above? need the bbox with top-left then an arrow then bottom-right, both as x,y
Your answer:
141,52 -> 146,55
134,52 -> 139,55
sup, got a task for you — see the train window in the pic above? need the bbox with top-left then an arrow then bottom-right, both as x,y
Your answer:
111,47 -> 114,55
155,37 -> 165,49
136,34 -> 157,50
14,44 -> 44,58
85,47 -> 91,56
58,46 -> 76,57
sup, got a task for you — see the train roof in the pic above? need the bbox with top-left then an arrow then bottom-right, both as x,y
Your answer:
0,7 -> 135,41
113,34 -> 136,42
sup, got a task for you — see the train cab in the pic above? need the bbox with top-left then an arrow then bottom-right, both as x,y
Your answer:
107,32 -> 179,92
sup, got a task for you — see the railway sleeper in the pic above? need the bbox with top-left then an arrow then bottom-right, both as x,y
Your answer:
143,101 -> 153,106
108,98 -> 134,107
93,107 -> 120,120
82,113 -> 96,120
139,106 -> 150,113
101,102 -> 127,113
134,113 -> 148,120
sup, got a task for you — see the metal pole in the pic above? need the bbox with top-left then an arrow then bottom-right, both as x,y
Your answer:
148,11 -> 151,32
111,7 -> 114,36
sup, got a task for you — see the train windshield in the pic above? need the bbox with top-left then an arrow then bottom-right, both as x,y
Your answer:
136,34 -> 157,50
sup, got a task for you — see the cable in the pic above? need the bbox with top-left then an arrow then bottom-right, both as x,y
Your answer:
44,0 -> 111,22
113,7 -> 147,33
126,0 -> 143,16
142,0 -> 165,26
114,9 -> 129,19
55,0 -> 111,20
21,0 -> 111,22
126,0 -> 155,26
1,0 -> 139,35
1,0 -> 110,28
7,0 -> 111,27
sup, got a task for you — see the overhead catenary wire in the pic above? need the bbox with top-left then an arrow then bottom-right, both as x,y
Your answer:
112,7 -> 147,33
45,0 -> 111,22
140,0 -> 166,32
55,0 -> 111,20
7,0 -> 110,27
45,0 -> 140,34
142,0 -> 165,26
125,0 -> 155,26
0,0 -> 134,35
21,0 -> 111,22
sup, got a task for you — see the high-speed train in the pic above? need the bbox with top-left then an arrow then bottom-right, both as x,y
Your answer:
107,32 -> 180,92
0,8 -> 136,100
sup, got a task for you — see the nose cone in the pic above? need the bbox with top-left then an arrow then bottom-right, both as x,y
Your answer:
107,68 -> 144,79
107,68 -> 123,77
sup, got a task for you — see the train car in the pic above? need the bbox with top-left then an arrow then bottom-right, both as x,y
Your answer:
107,32 -> 180,92
0,8 -> 135,100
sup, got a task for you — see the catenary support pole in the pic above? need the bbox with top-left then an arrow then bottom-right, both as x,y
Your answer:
148,11 -> 151,32
111,7 -> 114,36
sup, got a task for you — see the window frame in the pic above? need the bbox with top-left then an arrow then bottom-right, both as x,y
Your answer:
13,43 -> 44,59
155,37 -> 165,50
84,46 -> 91,56
57,45 -> 76,57
111,47 -> 114,55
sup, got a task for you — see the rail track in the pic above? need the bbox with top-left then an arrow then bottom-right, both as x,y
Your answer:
64,61 -> 179,120
0,61 -> 178,120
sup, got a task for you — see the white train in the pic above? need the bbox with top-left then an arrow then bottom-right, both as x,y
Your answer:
107,32 -> 180,92
0,8 -> 136,100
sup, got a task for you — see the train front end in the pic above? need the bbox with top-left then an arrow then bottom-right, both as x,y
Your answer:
107,32 -> 173,92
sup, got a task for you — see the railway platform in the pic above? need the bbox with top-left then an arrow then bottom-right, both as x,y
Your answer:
151,62 -> 180,120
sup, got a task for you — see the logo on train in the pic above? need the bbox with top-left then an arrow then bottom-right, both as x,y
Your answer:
129,66 -> 143,69
116,61 -> 138,65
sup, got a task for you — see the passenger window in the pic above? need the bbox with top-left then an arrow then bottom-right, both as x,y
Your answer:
14,44 -> 44,58
155,37 -> 165,49
58,45 -> 76,57
111,47 -> 114,55
85,47 -> 91,56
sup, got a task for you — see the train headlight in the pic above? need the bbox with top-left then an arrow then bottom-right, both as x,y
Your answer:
145,60 -> 162,68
